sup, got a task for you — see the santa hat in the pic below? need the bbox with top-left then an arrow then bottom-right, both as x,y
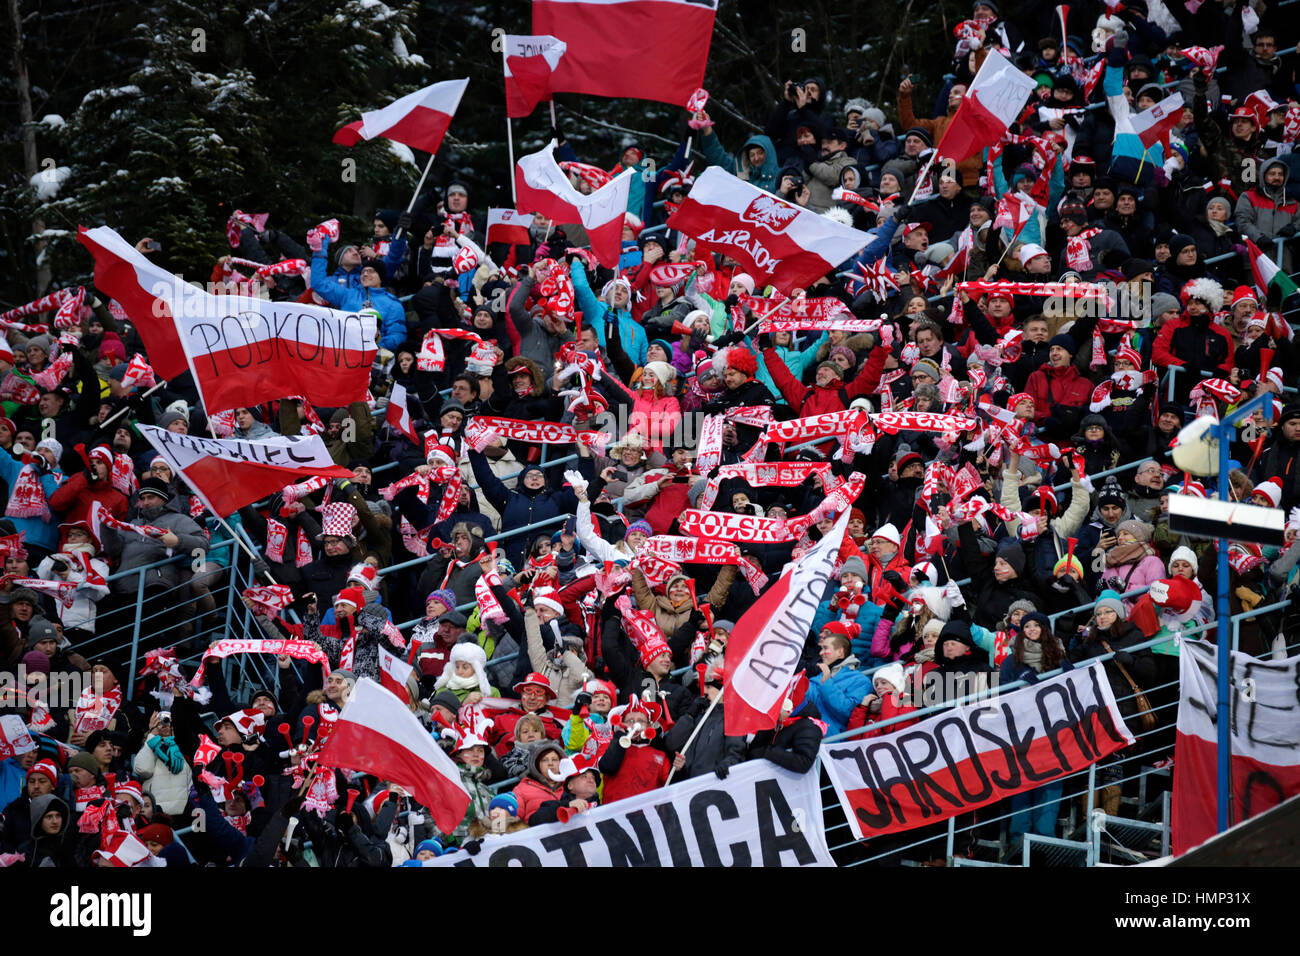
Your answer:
434,642 -> 493,697
870,523 -> 901,546
533,588 -> 565,617
726,347 -> 757,378
623,212 -> 644,237
513,672 -> 556,700
333,586 -> 365,610
347,563 -> 379,589
1252,478 -> 1283,508
317,501 -> 358,541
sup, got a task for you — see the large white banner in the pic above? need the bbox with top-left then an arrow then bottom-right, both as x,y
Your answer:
426,759 -> 834,867
821,664 -> 1133,840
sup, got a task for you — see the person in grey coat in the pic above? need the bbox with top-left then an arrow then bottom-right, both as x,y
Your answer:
506,268 -> 575,369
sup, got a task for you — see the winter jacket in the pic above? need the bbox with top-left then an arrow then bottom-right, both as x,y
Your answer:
762,343 -> 889,420
103,506 -> 207,596
310,240 -> 407,351
469,452 -> 585,566
524,608 -> 591,707
631,566 -> 736,662
1152,312 -> 1234,387
35,553 -> 109,633
1025,362 -> 1093,436
748,716 -> 825,773
663,700 -> 747,780
569,261 -> 648,365
804,655 -> 872,737
0,451 -> 62,551
598,736 -> 672,803
507,275 -> 576,370
1235,159 -> 1300,244
303,605 -> 403,682
700,132 -> 779,194
958,521 -> 1045,629
47,471 -> 128,526
806,149 -> 856,212
133,733 -> 193,815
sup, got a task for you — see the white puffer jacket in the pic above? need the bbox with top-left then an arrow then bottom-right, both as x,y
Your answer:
133,733 -> 194,815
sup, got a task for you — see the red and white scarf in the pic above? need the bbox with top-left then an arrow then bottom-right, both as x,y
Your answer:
0,287 -> 74,324
295,527 -> 313,568
265,518 -> 288,562
5,463 -> 50,519
380,466 -> 461,524
191,637 -> 331,688
120,354 -> 157,389
226,210 -> 269,248
1065,227 -> 1102,271
242,584 -> 294,618
74,685 -> 123,735
31,351 -> 74,391
463,416 -> 608,454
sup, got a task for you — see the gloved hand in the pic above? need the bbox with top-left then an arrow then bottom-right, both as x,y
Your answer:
882,570 -> 907,593
687,694 -> 710,719
756,332 -> 773,350
397,211 -> 412,232
943,579 -> 966,608
572,691 -> 593,713
724,293 -> 740,308
463,838 -> 483,856
713,330 -> 745,348
1280,224 -> 1297,238
893,203 -> 912,223
715,764 -> 730,779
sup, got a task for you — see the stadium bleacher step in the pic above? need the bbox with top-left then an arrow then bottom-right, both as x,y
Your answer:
1021,834 -> 1091,866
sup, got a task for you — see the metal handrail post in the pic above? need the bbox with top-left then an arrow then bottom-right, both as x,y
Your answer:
127,571 -> 145,698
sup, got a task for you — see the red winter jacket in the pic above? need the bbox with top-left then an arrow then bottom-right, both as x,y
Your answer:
47,472 -> 128,526
1025,362 -> 1093,426
846,695 -> 919,737
512,777 -> 562,822
762,343 -> 890,418
1151,313 -> 1234,376
600,743 -> 671,804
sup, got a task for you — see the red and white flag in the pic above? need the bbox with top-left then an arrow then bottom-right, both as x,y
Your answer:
1131,91 -> 1184,151
485,208 -> 534,246
79,226 -> 377,411
316,678 -> 470,835
503,35 -> 566,118
724,510 -> 850,735
993,191 -> 1037,235
668,167 -> 875,295
379,646 -> 415,703
386,382 -> 422,445
333,78 -> 469,155
1173,641 -> 1300,855
138,424 -> 354,518
532,0 -> 717,106
935,51 -> 1036,165
515,140 -> 634,268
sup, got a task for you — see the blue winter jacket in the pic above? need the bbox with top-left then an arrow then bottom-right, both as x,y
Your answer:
0,451 -> 62,550
570,261 -> 649,365
805,657 -> 873,737
311,239 -> 408,351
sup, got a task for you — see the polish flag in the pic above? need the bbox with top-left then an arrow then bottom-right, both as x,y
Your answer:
723,509 -> 850,735
386,382 -> 422,445
78,226 -> 377,412
138,424 -> 354,518
515,141 -> 634,269
993,191 -> 1037,235
485,208 -> 534,247
935,51 -> 1037,165
1131,91 -> 1184,152
503,35 -> 566,118
1173,641 -> 1300,855
333,78 -> 469,155
379,646 -> 415,703
532,0 -> 717,106
668,166 -> 876,295
933,226 -> 972,284
316,678 -> 470,835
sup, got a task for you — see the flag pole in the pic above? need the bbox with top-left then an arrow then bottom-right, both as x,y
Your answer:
97,379 -> 168,432
396,152 -> 437,241
664,689 -> 722,786
503,45 -> 518,203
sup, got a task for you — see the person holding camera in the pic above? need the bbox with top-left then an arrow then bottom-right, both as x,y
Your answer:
133,709 -> 192,816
